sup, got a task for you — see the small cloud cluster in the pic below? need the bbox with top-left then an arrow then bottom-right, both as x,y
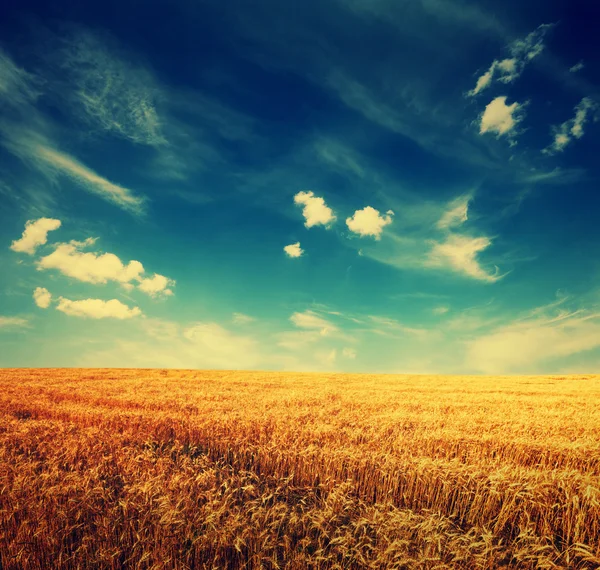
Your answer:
468,24 -> 553,97
346,207 -> 394,240
288,191 -> 394,257
544,97 -> 598,154
33,287 -> 52,309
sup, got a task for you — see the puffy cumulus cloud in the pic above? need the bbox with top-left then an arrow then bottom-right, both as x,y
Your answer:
10,218 -> 61,254
466,310 -> 600,374
468,24 -> 553,96
182,322 -> 260,369
138,273 -> 175,297
37,238 -> 144,285
346,207 -> 393,239
0,316 -> 28,328
544,97 -> 598,154
479,96 -> 523,137
437,196 -> 469,230
36,237 -> 174,297
284,242 -> 304,258
56,297 -> 142,319
232,312 -> 255,325
293,191 -> 336,228
426,234 -> 501,282
290,310 -> 337,335
342,347 -> 357,359
33,287 -> 52,309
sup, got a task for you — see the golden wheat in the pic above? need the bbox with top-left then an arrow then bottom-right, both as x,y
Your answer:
0,369 -> 599,569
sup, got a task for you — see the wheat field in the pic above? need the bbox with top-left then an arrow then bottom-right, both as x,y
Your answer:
1,369 -> 599,569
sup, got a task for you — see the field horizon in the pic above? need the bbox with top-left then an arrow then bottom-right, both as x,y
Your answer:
1,368 -> 600,569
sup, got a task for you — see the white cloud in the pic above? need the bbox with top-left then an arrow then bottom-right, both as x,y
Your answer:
138,273 -> 175,297
10,218 -> 61,254
2,130 -> 145,214
466,310 -> 600,374
56,297 -> 142,319
284,242 -> 304,258
33,287 -> 52,309
293,191 -> 336,228
0,48 -> 38,107
183,322 -> 259,369
56,28 -> 166,147
426,234 -> 500,282
277,330 -> 325,350
346,206 -> 394,239
342,347 -> 357,359
233,312 -> 255,325
33,143 -> 145,214
437,196 -> 469,229
569,62 -> 584,73
37,238 -> 144,285
545,97 -> 597,154
468,24 -> 553,96
36,237 -> 174,297
479,96 -> 523,137
0,316 -> 28,328
290,310 -> 337,335
432,306 -> 450,315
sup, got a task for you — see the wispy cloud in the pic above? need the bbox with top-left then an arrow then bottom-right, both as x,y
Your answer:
0,48 -> 39,108
232,312 -> 255,325
436,195 -> 470,230
466,306 -> 600,373
426,234 -> 501,282
468,24 -> 554,96
0,316 -> 29,328
544,97 -> 598,154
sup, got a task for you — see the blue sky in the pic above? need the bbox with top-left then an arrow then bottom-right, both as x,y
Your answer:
1,0 -> 599,373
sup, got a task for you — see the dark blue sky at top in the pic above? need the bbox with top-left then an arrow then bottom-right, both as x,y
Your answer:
0,0 -> 599,373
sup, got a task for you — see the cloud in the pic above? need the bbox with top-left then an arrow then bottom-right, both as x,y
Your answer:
283,242 -> 304,258
37,238 -> 144,284
569,61 -> 584,73
10,217 -> 61,254
182,322 -> 259,369
468,24 -> 553,96
346,207 -> 394,239
33,287 -> 52,309
56,297 -> 142,319
466,309 -> 600,373
426,234 -> 501,282
232,312 -> 255,325
0,316 -> 29,328
1,129 -> 146,214
479,96 -> 523,137
342,347 -> 357,359
54,27 -> 166,147
0,48 -> 39,108
293,191 -> 336,228
138,273 -> 175,297
432,306 -> 450,315
437,196 -> 469,229
36,236 -> 174,296
290,310 -> 336,335
544,97 -> 598,154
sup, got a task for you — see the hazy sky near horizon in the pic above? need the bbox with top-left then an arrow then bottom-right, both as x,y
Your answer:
1,0 -> 599,374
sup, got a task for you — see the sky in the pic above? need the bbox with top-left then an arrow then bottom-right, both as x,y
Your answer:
0,0 -> 599,374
